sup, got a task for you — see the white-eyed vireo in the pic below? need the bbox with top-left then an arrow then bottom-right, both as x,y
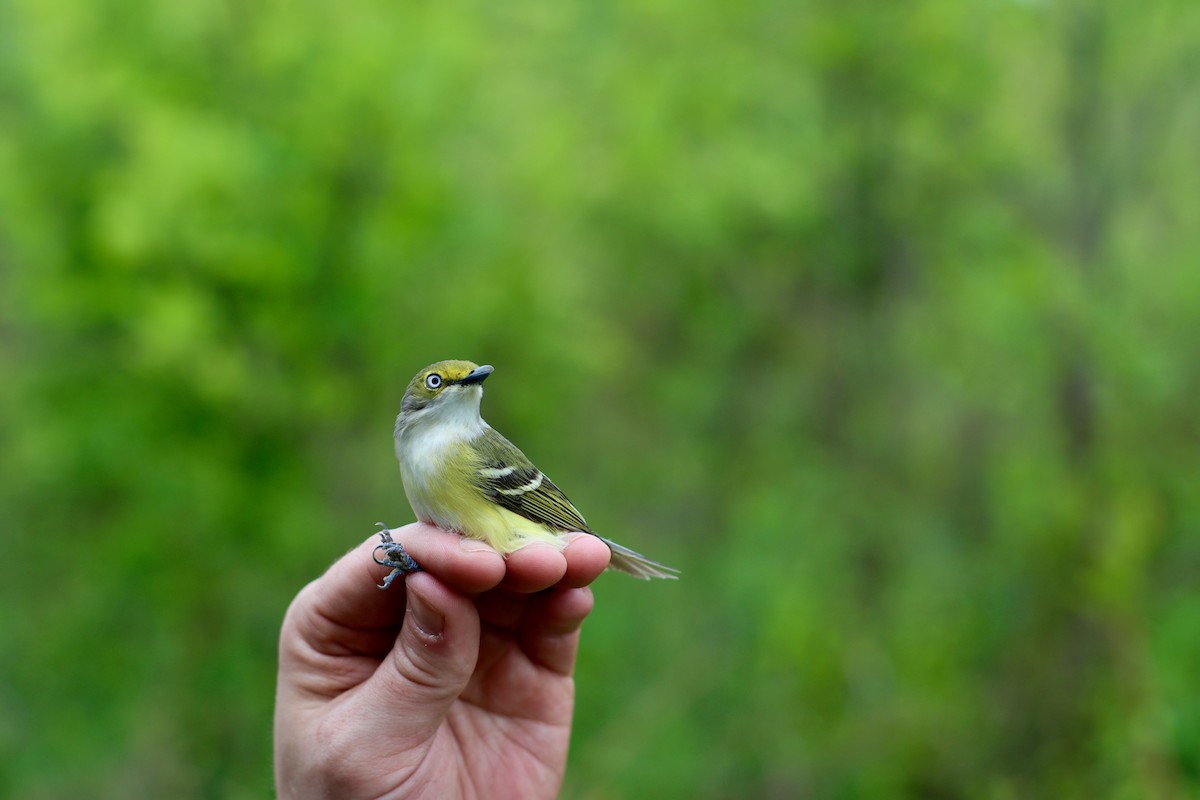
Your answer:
374,360 -> 678,588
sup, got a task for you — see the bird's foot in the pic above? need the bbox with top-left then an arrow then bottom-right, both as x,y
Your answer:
373,522 -> 422,590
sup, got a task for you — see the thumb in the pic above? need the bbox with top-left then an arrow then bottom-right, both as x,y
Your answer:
362,573 -> 480,744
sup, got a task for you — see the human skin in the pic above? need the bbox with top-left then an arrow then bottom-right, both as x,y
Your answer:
274,522 -> 611,799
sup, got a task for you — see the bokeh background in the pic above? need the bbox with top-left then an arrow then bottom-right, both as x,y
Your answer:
2,0 -> 1199,797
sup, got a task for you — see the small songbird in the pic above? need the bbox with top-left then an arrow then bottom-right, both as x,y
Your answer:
374,360 -> 679,588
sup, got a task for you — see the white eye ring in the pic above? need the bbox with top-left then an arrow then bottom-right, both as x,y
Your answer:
425,373 -> 443,390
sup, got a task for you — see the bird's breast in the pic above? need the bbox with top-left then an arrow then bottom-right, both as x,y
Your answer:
396,422 -> 483,531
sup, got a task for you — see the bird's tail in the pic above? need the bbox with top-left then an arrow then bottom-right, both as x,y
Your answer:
598,536 -> 680,580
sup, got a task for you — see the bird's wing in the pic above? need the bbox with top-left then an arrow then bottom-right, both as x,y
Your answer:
470,427 -> 593,534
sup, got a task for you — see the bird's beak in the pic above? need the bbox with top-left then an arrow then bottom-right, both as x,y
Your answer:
454,364 -> 494,386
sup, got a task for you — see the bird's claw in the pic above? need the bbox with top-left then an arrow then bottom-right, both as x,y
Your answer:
373,523 -> 422,589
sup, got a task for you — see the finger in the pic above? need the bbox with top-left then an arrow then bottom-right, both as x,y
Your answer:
475,588 -> 530,631
298,523 -> 506,633
560,533 -> 612,588
518,586 -> 595,676
281,524 -> 506,676
500,542 -> 568,592
371,523 -> 508,597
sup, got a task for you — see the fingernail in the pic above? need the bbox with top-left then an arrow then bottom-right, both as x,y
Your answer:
561,532 -> 587,545
459,538 -> 495,553
407,584 -> 444,637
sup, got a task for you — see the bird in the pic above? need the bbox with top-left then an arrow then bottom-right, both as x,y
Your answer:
374,360 -> 679,588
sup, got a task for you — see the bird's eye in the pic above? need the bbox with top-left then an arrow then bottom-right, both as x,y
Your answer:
425,373 -> 443,390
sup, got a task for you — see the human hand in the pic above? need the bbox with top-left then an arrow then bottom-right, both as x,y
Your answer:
274,522 -> 611,799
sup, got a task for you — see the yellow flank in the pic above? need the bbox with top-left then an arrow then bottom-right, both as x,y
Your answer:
400,435 -> 562,554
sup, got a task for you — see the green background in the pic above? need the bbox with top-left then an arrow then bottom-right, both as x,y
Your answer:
2,0 -> 1198,797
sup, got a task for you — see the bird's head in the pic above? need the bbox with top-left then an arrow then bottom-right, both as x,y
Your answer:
397,360 -> 494,428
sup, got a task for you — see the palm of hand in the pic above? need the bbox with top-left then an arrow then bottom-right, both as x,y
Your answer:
418,597 -> 582,798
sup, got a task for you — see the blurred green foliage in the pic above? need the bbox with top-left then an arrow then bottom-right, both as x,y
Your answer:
2,0 -> 1199,797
